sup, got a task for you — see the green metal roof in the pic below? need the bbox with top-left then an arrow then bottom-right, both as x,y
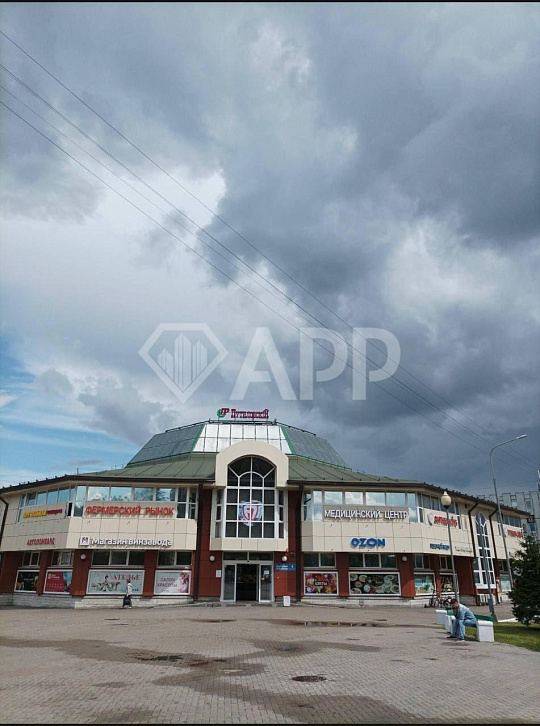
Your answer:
125,420 -> 349,469
91,453 -> 216,480
86,452 -> 413,485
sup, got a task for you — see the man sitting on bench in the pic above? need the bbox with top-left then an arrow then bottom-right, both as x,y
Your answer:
447,599 -> 477,642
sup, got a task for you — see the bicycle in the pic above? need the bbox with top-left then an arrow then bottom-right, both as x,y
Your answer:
425,593 -> 452,608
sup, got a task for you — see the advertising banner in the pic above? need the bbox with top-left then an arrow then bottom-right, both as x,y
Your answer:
349,572 -> 400,595
44,570 -> 72,594
304,571 -> 338,595
14,570 -> 39,592
414,573 -> 435,595
154,570 -> 191,595
87,570 -> 144,595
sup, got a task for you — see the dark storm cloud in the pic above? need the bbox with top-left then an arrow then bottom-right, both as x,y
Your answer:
1,3 -> 538,489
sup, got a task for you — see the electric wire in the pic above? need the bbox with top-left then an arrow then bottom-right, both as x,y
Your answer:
0,33 -> 537,475
4,97 -> 535,474
0,68 -> 536,477
2,28 -> 535,474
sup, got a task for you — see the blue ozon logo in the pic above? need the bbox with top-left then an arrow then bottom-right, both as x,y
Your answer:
350,537 -> 386,548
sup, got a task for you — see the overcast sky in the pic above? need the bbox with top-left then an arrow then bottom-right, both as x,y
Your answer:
0,2 -> 539,496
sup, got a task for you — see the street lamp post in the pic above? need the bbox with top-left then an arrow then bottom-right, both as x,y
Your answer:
489,435 -> 527,590
441,491 -> 458,604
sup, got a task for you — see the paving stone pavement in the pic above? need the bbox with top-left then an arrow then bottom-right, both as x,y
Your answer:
0,603 -> 538,724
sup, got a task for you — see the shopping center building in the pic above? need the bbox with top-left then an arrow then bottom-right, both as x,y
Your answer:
0,416 -> 529,608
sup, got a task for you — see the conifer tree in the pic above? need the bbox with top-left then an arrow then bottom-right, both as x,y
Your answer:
509,533 -> 540,625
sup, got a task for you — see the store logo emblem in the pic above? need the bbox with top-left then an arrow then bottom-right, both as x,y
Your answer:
239,501 -> 262,526
139,324 -> 228,403
80,536 -> 90,546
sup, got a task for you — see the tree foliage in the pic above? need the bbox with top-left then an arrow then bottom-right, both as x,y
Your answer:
510,534 -> 540,626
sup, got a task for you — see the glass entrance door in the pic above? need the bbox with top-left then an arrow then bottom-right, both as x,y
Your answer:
259,564 -> 273,602
221,557 -> 275,602
236,564 -> 257,601
223,564 -> 236,601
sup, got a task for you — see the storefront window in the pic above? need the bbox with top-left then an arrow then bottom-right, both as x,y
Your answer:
92,550 -> 146,566
46,489 -> 59,503
22,552 -> 40,567
414,573 -> 435,595
414,554 -> 430,570
304,553 -> 336,568
15,570 -> 39,592
158,551 -> 192,567
36,491 -> 46,505
51,551 -> 74,567
349,553 -> 397,569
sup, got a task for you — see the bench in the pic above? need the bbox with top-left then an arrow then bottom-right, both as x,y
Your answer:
443,612 -> 495,642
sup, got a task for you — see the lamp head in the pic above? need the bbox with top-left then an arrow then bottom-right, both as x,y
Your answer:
441,491 -> 452,509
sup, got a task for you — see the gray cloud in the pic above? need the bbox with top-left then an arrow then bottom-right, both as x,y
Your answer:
0,3 -> 538,491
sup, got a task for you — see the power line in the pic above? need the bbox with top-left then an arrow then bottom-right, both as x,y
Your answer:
2,27 -> 536,475
1,69 -> 537,478
5,97 -> 535,473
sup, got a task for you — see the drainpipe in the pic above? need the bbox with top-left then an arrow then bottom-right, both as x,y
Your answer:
192,482 -> 204,601
488,509 -> 499,562
0,494 -> 8,551
296,486 -> 303,603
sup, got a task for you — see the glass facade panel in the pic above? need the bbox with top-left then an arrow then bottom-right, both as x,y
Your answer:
345,491 -> 364,504
304,553 -> 319,568
111,551 -> 128,566
386,492 -> 406,506
366,492 -> 385,505
381,554 -> 397,569
156,488 -> 175,502
87,486 -> 110,502
320,553 -> 336,567
110,487 -> 132,502
128,551 -> 145,566
364,554 -> 380,568
224,457 -> 278,538
92,551 -> 110,566
134,487 -> 155,501
324,491 -> 343,505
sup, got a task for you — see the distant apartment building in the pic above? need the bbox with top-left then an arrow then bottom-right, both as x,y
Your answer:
487,489 -> 540,541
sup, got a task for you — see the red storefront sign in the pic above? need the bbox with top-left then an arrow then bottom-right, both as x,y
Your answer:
506,529 -> 523,538
84,505 -> 174,516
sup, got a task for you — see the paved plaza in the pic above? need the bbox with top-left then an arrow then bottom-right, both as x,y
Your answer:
0,603 -> 538,724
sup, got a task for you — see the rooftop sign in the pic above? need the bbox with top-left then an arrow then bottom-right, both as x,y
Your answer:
217,408 -> 270,420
